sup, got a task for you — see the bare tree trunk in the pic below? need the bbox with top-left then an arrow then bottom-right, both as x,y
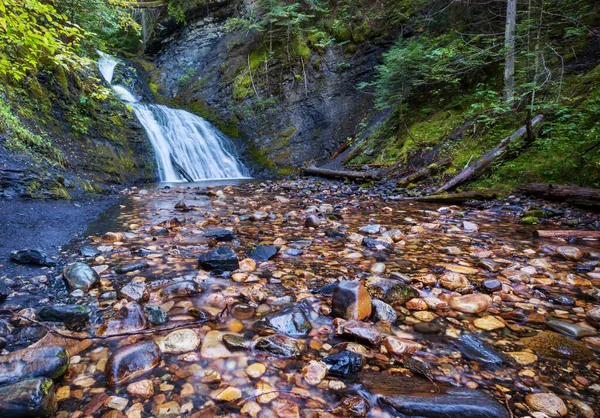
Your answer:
503,0 -> 517,104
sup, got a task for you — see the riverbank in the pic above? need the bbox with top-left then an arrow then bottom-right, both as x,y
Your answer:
0,195 -> 120,278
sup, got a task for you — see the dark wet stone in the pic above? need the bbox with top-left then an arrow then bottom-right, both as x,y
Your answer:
480,279 -> 502,293
0,319 -> 14,337
144,304 -> 168,326
222,334 -> 249,350
331,395 -> 370,417
16,326 -> 47,344
312,282 -> 338,296
204,228 -> 236,242
452,334 -> 505,365
151,228 -> 169,236
247,245 -> 280,262
288,239 -> 313,249
547,319 -> 596,339
366,277 -> 419,305
231,304 -> 256,320
0,345 -> 69,385
414,322 -> 441,334
0,378 -> 57,418
63,262 -> 99,291
198,245 -> 239,272
380,382 -> 509,418
80,246 -> 100,257
255,335 -> 304,357
0,281 -> 9,302
363,238 -> 391,250
174,201 -> 190,211
96,302 -> 148,336
322,350 -> 364,378
548,295 -> 575,306
159,281 -> 202,298
253,305 -> 312,336
119,282 -> 149,302
371,299 -> 397,323
304,215 -> 320,228
284,248 -> 303,256
10,249 -> 56,267
105,341 -> 161,386
38,305 -> 89,327
116,261 -> 149,274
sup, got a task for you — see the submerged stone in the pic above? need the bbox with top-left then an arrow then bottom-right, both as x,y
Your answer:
158,329 -> 201,354
322,350 -> 364,378
105,342 -> 161,386
63,262 -> 99,291
198,245 -> 239,272
0,378 -> 57,418
522,331 -> 594,361
96,302 -> 148,336
144,304 -> 168,325
204,228 -> 236,242
38,305 -> 89,327
525,393 -> 568,417
546,319 -> 596,339
10,249 -> 56,267
159,281 -> 202,298
452,334 -> 505,365
253,305 -> 312,336
332,281 -> 372,321
0,345 -> 69,385
80,246 -> 100,257
247,244 -> 280,262
371,299 -> 397,323
119,282 -> 149,302
365,277 -> 419,305
255,335 -> 304,357
116,261 -> 149,274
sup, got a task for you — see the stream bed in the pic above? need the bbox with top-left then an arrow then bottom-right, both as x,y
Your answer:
5,179 -> 600,417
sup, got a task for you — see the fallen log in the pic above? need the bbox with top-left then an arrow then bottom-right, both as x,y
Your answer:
398,159 -> 451,187
393,190 -> 498,203
302,166 -> 380,181
437,115 -> 543,193
518,183 -> 600,209
534,230 -> 600,239
170,154 -> 194,182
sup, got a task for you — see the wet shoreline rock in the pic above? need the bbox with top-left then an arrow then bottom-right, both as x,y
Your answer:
10,249 -> 56,267
105,341 -> 161,386
198,245 -> 239,272
63,262 -> 99,291
0,345 -> 69,385
332,281 -> 372,321
0,377 -> 57,418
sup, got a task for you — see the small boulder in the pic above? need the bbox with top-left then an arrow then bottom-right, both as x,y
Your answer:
556,246 -> 583,261
198,245 -> 239,272
204,228 -> 236,242
253,305 -> 312,336
365,277 -> 419,305
450,294 -> 492,314
158,329 -> 201,354
332,281 -> 372,321
105,342 -> 161,386
144,304 -> 168,325
63,262 -> 99,291
304,215 -> 320,228
525,393 -> 567,417
302,360 -> 327,385
10,249 -> 56,267
38,305 -> 89,328
0,345 -> 69,385
384,336 -> 423,356
0,378 -> 57,418
247,245 -> 280,262
371,299 -> 397,323
96,302 -> 147,336
335,319 -> 382,346
322,351 -> 364,378
255,335 -> 304,357
118,283 -> 149,303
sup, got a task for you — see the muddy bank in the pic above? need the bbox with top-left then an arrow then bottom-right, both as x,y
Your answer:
0,195 -> 120,278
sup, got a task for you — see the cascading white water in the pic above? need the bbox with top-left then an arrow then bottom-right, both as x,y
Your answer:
96,51 -> 249,182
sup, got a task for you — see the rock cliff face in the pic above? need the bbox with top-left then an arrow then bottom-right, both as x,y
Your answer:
146,2 -> 388,171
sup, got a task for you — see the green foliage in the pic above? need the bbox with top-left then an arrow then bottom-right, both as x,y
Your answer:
0,94 -> 65,165
0,0 -> 85,82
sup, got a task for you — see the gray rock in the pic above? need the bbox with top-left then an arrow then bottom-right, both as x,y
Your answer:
547,319 -> 596,339
452,334 -> 506,365
198,245 -> 239,272
10,249 -> 56,267
366,277 -> 419,305
62,262 -> 99,291
247,244 -> 280,262
253,305 -> 312,336
38,305 -> 89,327
371,299 -> 397,323
116,261 -> 149,274
144,304 -> 168,325
359,224 -> 382,234
119,282 -> 149,302
0,345 -> 69,385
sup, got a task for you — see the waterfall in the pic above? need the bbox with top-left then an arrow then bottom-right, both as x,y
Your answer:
96,51 -> 250,182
